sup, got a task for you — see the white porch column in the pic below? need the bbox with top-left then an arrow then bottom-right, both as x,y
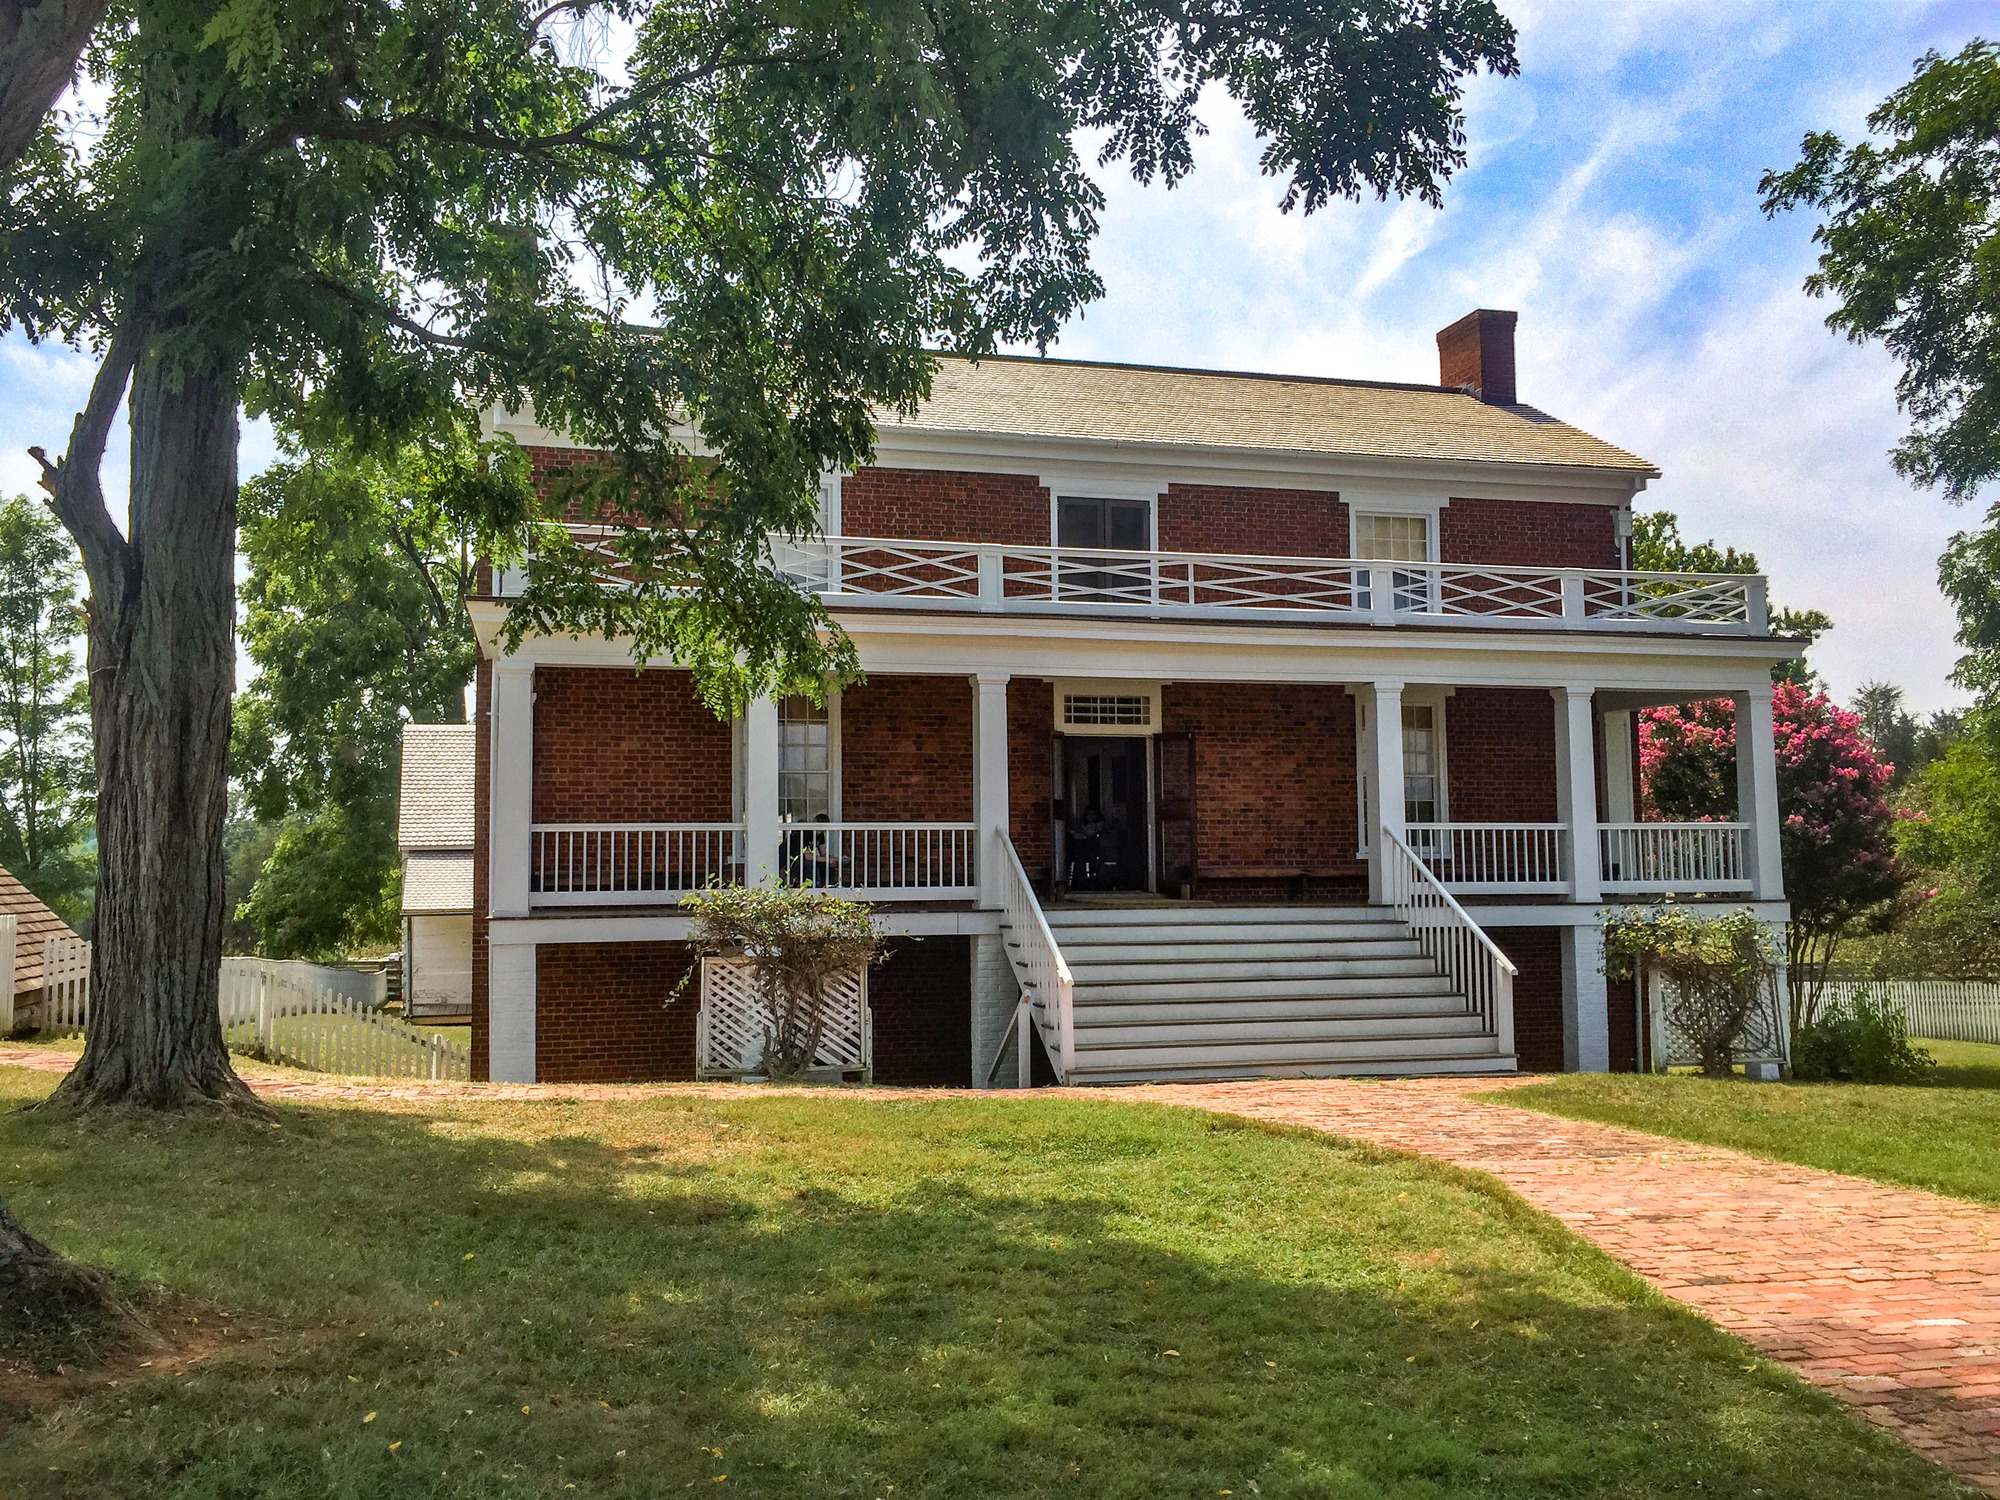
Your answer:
488,932 -> 537,1083
1601,709 -> 1636,824
743,695 -> 780,887
1364,680 -> 1405,904
972,672 -> 1011,907
489,660 -> 535,919
1552,685 -> 1602,903
1735,685 -> 1785,900
1559,921 -> 1610,1073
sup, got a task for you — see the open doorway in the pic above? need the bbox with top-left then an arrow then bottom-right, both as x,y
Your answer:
1061,736 -> 1150,891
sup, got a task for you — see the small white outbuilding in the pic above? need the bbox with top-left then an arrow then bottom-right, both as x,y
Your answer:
397,722 -> 475,1019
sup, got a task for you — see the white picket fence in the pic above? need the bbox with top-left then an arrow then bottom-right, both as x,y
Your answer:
1819,978 -> 2000,1046
34,941 -> 468,1081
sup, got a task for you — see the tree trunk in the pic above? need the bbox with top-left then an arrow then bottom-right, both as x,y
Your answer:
47,354 -> 257,1110
0,0 -> 109,173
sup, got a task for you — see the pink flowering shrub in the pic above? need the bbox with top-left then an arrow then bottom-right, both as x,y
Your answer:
1639,684 -> 1901,1015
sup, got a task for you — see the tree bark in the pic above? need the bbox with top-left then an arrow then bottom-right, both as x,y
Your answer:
0,0 -> 108,174
45,347 -> 258,1110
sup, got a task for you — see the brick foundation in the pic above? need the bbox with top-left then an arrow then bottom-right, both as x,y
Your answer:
535,941 -> 700,1083
841,677 -> 973,821
1489,926 -> 1564,1073
534,668 -> 732,823
1608,974 -> 1639,1074
870,937 -> 973,1086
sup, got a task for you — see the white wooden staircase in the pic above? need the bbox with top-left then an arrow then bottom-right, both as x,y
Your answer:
1012,906 -> 1517,1082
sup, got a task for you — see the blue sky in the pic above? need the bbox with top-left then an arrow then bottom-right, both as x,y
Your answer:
0,0 -> 1989,711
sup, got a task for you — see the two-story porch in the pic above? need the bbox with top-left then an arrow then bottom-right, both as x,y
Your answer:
472,540 -> 1794,1088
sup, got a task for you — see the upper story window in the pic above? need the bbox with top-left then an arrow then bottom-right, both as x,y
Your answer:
1355,512 -> 1431,562
778,695 -> 832,823
1057,495 -> 1152,551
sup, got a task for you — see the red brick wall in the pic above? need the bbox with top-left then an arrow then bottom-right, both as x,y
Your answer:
536,941 -> 699,1083
1161,683 -> 1364,900
533,668 -> 732,823
1445,688 -> 1558,823
869,937 -> 972,1086
1158,484 -> 1346,557
1608,974 -> 1638,1074
842,468 -> 1048,544
472,656 -> 492,1081
1489,926 -> 1564,1072
1441,498 -> 1619,568
840,677 -> 973,821
1009,680 -> 1055,888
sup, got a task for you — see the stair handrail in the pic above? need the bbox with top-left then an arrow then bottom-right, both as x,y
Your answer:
996,831 -> 1075,1080
1381,825 -> 1517,1059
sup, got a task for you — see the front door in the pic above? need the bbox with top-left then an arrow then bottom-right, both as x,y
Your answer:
1063,737 -> 1150,891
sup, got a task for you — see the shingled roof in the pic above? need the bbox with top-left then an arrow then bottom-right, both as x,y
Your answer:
0,864 -> 78,996
883,355 -> 1659,475
398,723 -> 475,850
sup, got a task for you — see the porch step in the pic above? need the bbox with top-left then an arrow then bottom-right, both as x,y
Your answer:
999,903 -> 1514,1085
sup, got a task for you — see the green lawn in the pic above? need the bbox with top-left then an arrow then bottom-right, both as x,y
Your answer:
1504,1039 -> 2000,1206
0,1065 -> 1968,1499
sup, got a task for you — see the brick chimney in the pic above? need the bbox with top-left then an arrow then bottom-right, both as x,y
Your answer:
1436,309 -> 1518,405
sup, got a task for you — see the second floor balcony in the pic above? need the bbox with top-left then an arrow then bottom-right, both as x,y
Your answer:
497,525 -> 1774,638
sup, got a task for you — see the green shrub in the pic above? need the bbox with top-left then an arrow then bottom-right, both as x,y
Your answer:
1792,991 -> 1937,1084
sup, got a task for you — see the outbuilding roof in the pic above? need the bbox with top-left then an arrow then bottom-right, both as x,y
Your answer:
397,723 -> 476,850
402,850 -> 474,915
883,355 -> 1658,475
0,864 -> 78,996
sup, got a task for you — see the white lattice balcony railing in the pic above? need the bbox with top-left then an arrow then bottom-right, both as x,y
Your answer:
778,821 -> 978,899
530,823 -> 742,904
1405,823 -> 1568,894
496,527 -> 1773,635
1599,822 -> 1752,893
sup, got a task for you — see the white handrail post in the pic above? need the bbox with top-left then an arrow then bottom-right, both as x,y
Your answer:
1746,576 -> 1769,634
1367,566 -> 1398,626
1559,572 -> 1586,626
977,548 -> 1004,612
1015,997 -> 1033,1087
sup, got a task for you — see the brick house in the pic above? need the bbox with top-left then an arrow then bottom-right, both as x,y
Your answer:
467,309 -> 1795,1085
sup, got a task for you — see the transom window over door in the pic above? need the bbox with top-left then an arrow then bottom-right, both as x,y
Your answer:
1403,704 -> 1440,823
778,696 -> 832,823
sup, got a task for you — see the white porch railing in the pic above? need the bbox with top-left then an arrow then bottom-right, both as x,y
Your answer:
513,526 -> 1771,636
995,831 -> 1074,1083
1405,823 -> 1568,894
1380,827 -> 1516,1056
779,822 -> 978,899
530,823 -> 742,904
758,534 -> 1769,635
1599,823 -> 1751,893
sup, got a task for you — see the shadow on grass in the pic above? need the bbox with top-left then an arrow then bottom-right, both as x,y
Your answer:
0,1083 -> 1966,1500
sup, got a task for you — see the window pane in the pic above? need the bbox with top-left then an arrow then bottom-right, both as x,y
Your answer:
1057,497 -> 1104,548
1106,500 -> 1150,550
1402,704 -> 1438,822
779,696 -> 832,821
1357,513 -> 1429,562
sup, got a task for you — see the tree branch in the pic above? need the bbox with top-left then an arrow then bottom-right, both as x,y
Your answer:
30,321 -> 137,600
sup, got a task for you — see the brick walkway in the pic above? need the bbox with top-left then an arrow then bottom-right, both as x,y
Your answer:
9,1051 -> 2000,1491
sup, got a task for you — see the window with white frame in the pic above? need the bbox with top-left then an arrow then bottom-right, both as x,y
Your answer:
778,695 -> 833,822
1403,704 -> 1440,824
1355,512 -> 1430,562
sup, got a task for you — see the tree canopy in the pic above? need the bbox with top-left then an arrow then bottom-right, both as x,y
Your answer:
1631,510 -> 1829,684
2,0 -> 1520,1106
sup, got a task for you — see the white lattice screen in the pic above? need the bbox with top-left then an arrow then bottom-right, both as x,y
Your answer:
696,958 -> 870,1080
